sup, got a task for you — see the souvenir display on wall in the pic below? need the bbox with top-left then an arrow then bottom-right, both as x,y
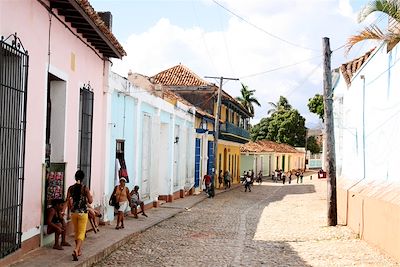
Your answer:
46,171 -> 64,207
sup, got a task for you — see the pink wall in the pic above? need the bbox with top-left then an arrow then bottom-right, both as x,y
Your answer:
1,0 -> 108,234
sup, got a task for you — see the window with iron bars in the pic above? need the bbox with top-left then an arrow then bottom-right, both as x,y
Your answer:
77,86 -> 94,187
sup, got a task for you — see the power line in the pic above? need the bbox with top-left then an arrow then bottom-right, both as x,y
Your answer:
239,55 -> 322,79
212,0 -> 319,52
285,62 -> 322,98
190,0 -> 218,74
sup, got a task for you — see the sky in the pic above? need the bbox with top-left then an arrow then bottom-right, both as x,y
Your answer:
90,0 -> 379,128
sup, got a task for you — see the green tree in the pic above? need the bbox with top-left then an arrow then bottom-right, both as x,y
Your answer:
347,0 -> 400,52
306,136 -> 321,154
307,94 -> 324,121
251,107 -> 306,147
267,96 -> 292,115
235,83 -> 261,117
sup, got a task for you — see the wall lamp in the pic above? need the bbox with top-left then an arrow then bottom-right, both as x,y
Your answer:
174,137 -> 179,144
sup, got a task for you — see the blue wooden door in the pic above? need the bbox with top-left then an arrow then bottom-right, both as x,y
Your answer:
207,141 -> 214,175
194,138 -> 201,187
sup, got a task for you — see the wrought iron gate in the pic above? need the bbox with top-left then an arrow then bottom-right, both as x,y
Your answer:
0,34 -> 29,258
78,86 -> 93,187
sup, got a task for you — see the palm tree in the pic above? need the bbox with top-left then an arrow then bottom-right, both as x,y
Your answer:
347,0 -> 400,52
236,83 -> 260,117
267,96 -> 292,115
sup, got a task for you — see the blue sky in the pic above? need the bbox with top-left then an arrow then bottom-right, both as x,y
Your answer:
90,0 -> 377,128
91,0 -> 229,39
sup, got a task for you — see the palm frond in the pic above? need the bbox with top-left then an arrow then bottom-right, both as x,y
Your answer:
346,25 -> 387,53
358,0 -> 400,23
249,97 -> 261,106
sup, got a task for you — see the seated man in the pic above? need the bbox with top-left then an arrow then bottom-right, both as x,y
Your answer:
46,199 -> 70,250
130,185 -> 147,218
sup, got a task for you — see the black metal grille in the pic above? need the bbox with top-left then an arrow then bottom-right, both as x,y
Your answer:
78,86 -> 93,187
0,34 -> 28,259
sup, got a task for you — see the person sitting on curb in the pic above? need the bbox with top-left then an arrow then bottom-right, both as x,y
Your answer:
130,185 -> 148,218
46,198 -> 70,250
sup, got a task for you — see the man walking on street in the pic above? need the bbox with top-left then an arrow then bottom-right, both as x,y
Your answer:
244,175 -> 252,192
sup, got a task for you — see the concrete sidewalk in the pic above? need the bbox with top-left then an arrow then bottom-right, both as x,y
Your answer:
7,186 -> 238,267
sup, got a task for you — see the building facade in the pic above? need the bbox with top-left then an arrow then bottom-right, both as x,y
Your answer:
151,64 -> 251,187
124,72 -> 196,206
240,140 -> 305,176
333,43 -> 400,261
0,0 -> 125,262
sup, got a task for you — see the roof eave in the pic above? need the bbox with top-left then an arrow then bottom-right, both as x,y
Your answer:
50,0 -> 124,59
67,0 -> 123,58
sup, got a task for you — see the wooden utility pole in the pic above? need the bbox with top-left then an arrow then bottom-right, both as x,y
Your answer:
322,37 -> 337,226
204,76 -> 239,180
304,128 -> 308,171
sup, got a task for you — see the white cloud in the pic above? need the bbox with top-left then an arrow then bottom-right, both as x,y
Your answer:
112,0 -> 369,128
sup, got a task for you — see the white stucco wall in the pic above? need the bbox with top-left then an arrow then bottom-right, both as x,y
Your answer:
107,72 -> 195,220
334,42 -> 400,183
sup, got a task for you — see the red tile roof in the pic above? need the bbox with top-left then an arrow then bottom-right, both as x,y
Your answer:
152,64 -> 252,117
76,0 -> 126,57
152,64 -> 209,86
240,140 -> 301,153
340,48 -> 375,86
50,0 -> 126,58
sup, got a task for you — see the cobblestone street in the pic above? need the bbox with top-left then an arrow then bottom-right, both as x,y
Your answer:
95,176 -> 399,267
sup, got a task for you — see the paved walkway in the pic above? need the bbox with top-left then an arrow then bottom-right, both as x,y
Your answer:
7,186 -> 234,267
7,174 -> 400,266
94,174 -> 399,267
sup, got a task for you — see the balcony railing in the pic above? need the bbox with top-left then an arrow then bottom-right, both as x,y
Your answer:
220,122 -> 250,139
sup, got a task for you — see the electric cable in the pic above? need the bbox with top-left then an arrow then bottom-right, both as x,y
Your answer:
212,0 -> 320,52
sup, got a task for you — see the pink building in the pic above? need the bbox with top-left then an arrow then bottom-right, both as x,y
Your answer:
0,0 -> 125,262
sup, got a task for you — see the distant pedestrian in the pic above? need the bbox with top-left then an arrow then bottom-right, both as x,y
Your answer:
218,170 -> 223,188
282,173 -> 286,184
244,175 -> 252,192
66,170 -> 93,261
208,182 -> 215,198
295,170 -> 300,183
288,171 -> 292,184
300,172 -> 304,183
203,174 -> 211,193
256,170 -> 262,184
224,170 -> 231,189
278,169 -> 282,181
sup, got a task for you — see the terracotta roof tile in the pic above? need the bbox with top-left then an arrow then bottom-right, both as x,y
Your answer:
75,0 -> 126,57
151,64 -> 251,117
240,140 -> 300,153
152,64 -> 209,86
340,48 -> 375,86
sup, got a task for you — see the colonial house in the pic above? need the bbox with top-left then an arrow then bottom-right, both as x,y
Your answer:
123,72 -> 196,207
150,64 -> 251,187
0,0 -> 125,263
307,128 -> 323,169
333,43 -> 400,261
240,140 -> 305,176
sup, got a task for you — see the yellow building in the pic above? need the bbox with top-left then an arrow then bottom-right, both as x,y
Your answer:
152,64 -> 251,187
